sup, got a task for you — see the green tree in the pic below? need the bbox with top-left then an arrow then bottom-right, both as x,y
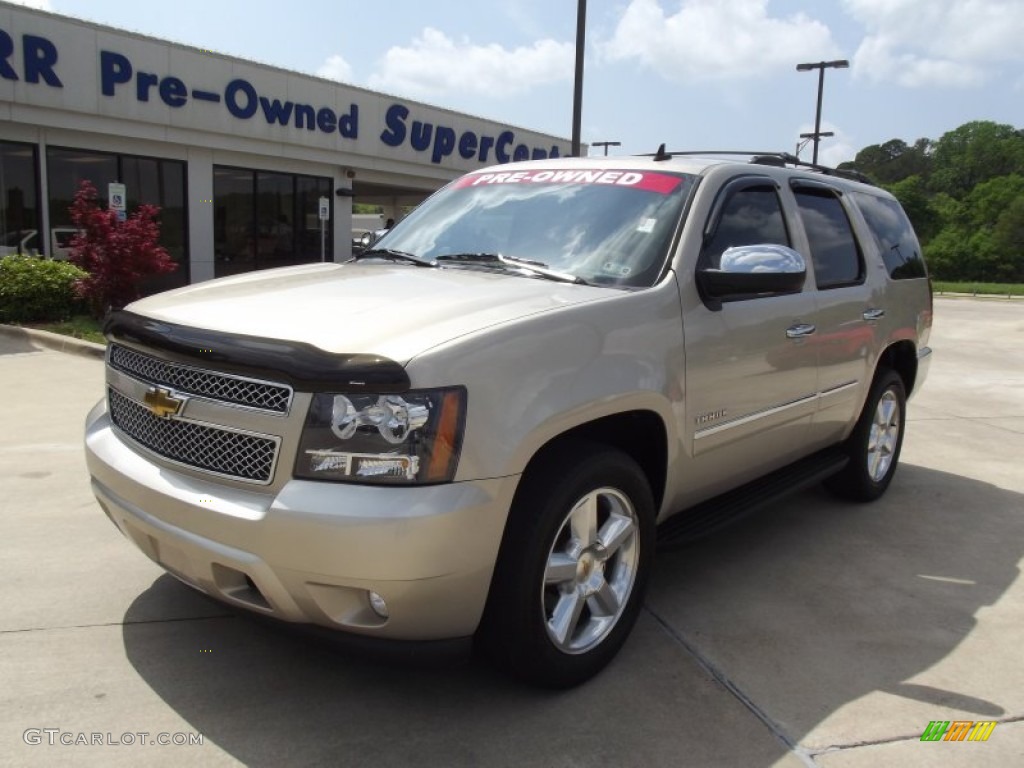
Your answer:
886,175 -> 940,242
929,121 -> 1024,198
924,193 -> 966,280
925,175 -> 1024,281
992,195 -> 1024,280
847,137 -> 932,184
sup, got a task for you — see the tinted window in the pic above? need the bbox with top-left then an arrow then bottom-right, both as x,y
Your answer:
702,185 -> 789,269
1,141 -> 40,256
852,192 -> 927,279
213,166 -> 333,278
793,188 -> 863,288
46,147 -> 188,290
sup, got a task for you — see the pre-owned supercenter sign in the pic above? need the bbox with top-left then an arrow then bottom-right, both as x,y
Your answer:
0,27 -> 563,166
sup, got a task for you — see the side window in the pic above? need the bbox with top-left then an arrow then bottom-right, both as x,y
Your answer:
851,192 -> 927,279
702,185 -> 789,269
793,187 -> 863,289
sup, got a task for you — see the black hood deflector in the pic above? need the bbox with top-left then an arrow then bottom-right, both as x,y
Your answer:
104,311 -> 411,393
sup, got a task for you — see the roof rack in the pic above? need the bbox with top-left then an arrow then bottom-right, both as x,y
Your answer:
635,147 -> 873,185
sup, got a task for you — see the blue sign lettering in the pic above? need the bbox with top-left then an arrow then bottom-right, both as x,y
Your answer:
458,131 -> 478,159
410,120 -> 432,152
339,105 -> 357,139
260,97 -> 294,125
225,78 -> 258,119
316,106 -> 336,133
100,50 -> 131,96
478,135 -> 495,162
495,131 -> 514,163
0,31 -> 62,86
295,103 -> 315,130
380,103 -> 409,147
159,76 -> 187,108
0,30 -> 14,80
3,29 -> 565,165
432,126 -> 456,164
136,71 -> 158,101
377,104 -> 553,165
23,34 -> 61,86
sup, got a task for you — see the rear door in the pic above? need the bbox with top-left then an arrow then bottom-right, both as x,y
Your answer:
788,180 -> 878,446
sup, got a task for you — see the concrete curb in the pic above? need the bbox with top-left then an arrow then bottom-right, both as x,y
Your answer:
0,324 -> 106,360
935,292 -> 1023,301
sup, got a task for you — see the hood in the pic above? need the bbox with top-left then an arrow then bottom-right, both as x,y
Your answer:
127,262 -> 614,363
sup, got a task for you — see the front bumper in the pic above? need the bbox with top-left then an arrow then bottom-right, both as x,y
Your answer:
85,400 -> 518,640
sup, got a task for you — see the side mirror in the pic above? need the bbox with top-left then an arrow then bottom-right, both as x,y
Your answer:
697,244 -> 806,302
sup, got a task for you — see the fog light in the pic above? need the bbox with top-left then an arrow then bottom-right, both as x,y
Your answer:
368,591 -> 389,619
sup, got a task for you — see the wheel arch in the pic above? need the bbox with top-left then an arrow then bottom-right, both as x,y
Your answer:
515,410 -> 669,513
877,340 -> 918,395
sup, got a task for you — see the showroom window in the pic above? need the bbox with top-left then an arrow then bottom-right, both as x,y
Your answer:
0,141 -> 41,256
214,166 -> 333,277
46,147 -> 189,292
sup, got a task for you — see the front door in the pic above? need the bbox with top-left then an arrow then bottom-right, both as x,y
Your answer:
680,178 -> 820,500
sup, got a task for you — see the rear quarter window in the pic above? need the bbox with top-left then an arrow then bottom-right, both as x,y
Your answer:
851,192 -> 927,279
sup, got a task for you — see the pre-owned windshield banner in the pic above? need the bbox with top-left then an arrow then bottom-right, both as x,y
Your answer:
453,169 -> 684,194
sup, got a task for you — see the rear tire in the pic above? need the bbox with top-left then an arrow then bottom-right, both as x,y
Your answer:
825,369 -> 906,502
477,444 -> 655,688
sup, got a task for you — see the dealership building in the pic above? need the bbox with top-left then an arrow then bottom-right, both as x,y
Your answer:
0,1 -> 572,292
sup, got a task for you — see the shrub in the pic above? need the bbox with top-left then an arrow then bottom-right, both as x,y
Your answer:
0,255 -> 88,323
69,180 -> 177,317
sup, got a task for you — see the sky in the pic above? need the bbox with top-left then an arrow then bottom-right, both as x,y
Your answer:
10,0 -> 1024,166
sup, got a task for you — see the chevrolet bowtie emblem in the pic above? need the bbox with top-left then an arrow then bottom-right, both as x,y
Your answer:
143,387 -> 184,419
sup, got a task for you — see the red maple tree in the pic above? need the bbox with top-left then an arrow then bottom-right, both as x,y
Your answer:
68,180 -> 177,317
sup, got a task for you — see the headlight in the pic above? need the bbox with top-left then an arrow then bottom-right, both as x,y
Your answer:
294,388 -> 466,484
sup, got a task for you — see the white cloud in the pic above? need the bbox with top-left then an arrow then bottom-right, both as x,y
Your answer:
843,0 -> 1024,87
316,54 -> 354,84
602,0 -> 840,81
8,0 -> 52,9
366,27 -> 574,99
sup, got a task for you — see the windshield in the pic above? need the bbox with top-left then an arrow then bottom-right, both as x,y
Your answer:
376,168 -> 695,287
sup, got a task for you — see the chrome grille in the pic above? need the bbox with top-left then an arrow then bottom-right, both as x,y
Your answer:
107,388 -> 278,483
109,344 -> 292,413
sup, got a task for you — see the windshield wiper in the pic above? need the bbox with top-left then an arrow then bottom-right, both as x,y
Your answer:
350,248 -> 437,267
435,253 -> 589,285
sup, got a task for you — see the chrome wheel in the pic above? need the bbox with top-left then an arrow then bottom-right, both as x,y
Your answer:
542,487 -> 640,655
825,369 -> 907,502
867,389 -> 901,482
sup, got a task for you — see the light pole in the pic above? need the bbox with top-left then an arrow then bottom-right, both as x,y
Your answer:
795,59 -> 848,165
571,0 -> 587,157
797,131 -> 832,160
591,141 -> 621,156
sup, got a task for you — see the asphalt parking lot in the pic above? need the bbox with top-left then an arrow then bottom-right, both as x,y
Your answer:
1,297 -> 1021,767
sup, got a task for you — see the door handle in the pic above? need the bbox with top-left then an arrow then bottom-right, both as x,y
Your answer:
863,308 -> 885,321
786,323 -> 816,339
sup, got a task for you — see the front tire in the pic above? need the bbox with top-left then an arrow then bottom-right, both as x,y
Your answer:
826,369 -> 907,502
478,444 -> 655,688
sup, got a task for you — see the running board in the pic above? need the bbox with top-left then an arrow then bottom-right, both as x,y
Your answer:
656,448 -> 849,548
